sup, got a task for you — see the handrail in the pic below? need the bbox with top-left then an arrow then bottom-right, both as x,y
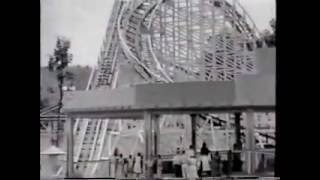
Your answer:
54,166 -> 63,177
74,119 -> 89,163
87,20 -> 122,175
85,119 -> 102,176
232,0 -> 262,39
145,0 -> 173,83
40,104 -> 60,115
85,66 -> 95,90
90,119 -> 109,175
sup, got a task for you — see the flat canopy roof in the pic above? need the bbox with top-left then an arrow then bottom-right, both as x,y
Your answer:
62,73 -> 275,118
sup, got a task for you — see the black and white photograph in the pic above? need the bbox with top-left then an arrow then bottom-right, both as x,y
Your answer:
40,0 -> 277,179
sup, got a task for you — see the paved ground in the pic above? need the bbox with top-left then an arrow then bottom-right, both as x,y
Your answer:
41,177 -> 278,180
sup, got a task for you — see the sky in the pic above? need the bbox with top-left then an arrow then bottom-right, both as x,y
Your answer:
41,0 -> 275,67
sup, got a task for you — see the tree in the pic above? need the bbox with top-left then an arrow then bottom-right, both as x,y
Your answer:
258,18 -> 276,48
40,86 -> 50,109
47,86 -> 55,94
48,36 -> 73,146
269,18 -> 276,46
40,98 -> 49,109
270,18 -> 276,34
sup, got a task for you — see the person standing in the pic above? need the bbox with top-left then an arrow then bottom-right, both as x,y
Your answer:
186,145 -> 195,158
222,150 -> 233,177
140,154 -> 144,175
211,151 -> 221,177
200,142 -> 211,177
110,148 -> 118,178
181,150 -> 189,178
227,150 -> 233,177
123,157 -> 128,178
173,148 -> 182,177
116,153 -> 124,178
133,152 -> 143,178
177,149 -> 183,177
188,155 -> 199,180
257,154 -> 266,173
127,154 -> 134,178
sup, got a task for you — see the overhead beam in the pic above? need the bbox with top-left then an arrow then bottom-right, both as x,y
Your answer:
65,106 -> 274,120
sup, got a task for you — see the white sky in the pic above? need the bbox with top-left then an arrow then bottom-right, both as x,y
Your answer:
41,0 -> 275,67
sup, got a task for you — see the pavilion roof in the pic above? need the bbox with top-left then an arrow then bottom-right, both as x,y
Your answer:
62,75 -> 274,116
62,48 -> 275,117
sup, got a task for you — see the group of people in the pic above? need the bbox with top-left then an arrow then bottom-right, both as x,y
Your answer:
172,142 -> 233,179
110,143 -> 234,179
110,148 -> 144,178
172,146 -> 199,179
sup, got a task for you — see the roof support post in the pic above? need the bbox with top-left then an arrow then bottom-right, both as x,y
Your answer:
233,112 -> 243,171
66,117 -> 75,177
190,114 -> 197,154
245,110 -> 256,174
154,114 -> 160,158
275,110 -> 280,177
144,111 -> 154,179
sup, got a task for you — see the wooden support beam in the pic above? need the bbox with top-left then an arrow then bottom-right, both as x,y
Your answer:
66,118 -> 74,177
190,114 -> 197,153
144,112 -> 154,179
234,112 -> 242,150
275,111 -> 279,177
233,112 -> 243,171
154,115 -> 160,157
246,110 -> 255,174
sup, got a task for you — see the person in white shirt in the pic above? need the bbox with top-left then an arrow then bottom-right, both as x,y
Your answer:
186,145 -> 195,158
188,155 -> 199,180
110,148 -> 119,178
133,152 -> 143,178
116,153 -> 125,178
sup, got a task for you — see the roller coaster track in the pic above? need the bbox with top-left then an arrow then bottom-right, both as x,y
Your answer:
117,0 -> 260,83
116,0 -> 273,148
198,114 -> 275,140
118,0 -> 172,83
